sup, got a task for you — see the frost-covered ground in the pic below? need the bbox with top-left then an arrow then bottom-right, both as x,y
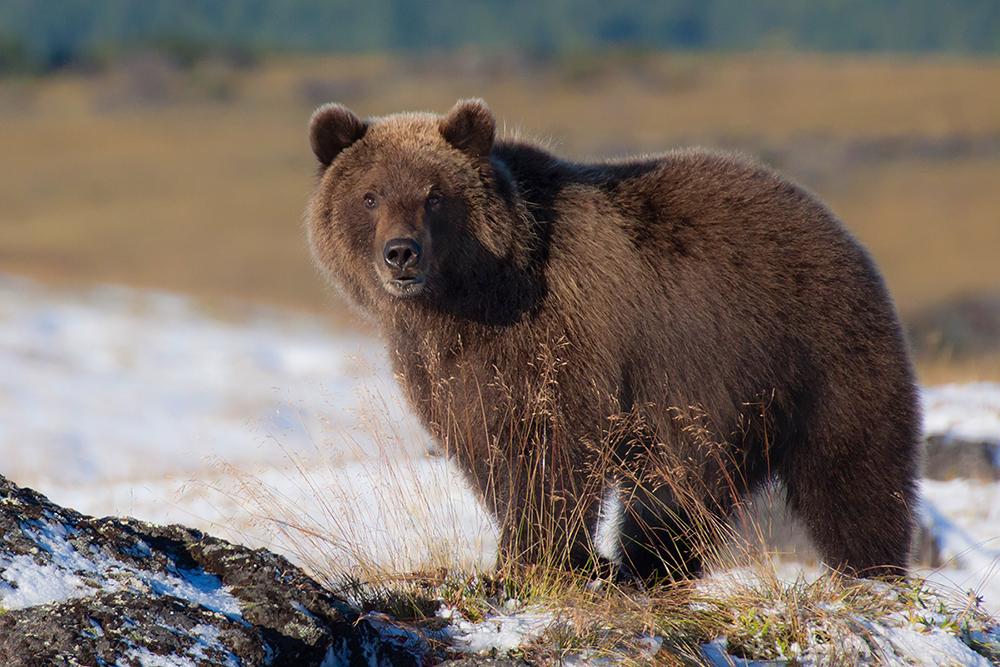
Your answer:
0,274 -> 493,573
918,384 -> 1000,613
1,274 -> 999,653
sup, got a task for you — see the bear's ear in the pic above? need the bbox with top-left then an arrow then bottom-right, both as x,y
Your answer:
439,98 -> 495,160
309,103 -> 367,167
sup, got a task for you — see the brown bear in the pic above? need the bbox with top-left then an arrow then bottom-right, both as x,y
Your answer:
305,98 -> 920,581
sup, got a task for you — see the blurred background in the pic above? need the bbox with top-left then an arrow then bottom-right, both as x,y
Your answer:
1,0 -> 999,595
2,0 -> 1000,376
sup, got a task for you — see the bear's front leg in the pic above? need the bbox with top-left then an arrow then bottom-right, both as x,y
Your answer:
471,432 -> 610,577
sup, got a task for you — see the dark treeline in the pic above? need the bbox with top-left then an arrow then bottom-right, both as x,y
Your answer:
2,0 -> 999,73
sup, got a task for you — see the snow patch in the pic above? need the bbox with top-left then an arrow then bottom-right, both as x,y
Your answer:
186,624 -> 241,667
0,520 -> 111,609
922,383 -> 1000,445
0,556 -> 96,610
0,274 -> 415,492
445,608 -> 553,655
855,615 -> 992,667
918,478 -> 1000,613
124,647 -> 198,667
0,518 -> 241,618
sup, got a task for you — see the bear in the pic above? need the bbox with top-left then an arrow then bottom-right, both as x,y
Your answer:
305,98 -> 920,581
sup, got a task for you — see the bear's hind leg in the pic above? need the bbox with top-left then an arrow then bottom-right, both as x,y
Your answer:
782,400 -> 919,578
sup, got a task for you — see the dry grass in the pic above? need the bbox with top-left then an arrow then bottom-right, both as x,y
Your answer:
234,430 -> 999,664
917,353 -> 1000,386
224,351 -> 999,663
302,559 -> 996,663
234,427 -> 998,664
829,158 -> 1000,322
1,53 -> 999,351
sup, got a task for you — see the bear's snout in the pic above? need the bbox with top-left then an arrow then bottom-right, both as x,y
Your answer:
383,237 -> 421,273
382,237 -> 425,296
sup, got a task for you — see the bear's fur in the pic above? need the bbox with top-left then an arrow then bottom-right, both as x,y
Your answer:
305,99 -> 920,580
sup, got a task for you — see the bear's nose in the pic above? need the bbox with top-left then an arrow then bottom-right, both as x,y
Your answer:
383,238 -> 422,273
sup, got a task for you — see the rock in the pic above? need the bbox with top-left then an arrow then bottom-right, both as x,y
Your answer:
922,434 -> 999,482
0,475 -> 426,666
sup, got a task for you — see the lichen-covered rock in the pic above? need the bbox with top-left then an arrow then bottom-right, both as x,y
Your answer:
0,475 -> 425,666
1,590 -> 267,666
439,659 -> 532,666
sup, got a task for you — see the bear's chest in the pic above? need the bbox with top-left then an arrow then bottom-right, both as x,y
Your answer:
387,334 -> 542,440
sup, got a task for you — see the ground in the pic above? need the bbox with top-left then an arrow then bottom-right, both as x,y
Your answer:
1,274 -> 999,664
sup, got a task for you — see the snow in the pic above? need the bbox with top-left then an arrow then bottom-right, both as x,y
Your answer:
0,520 -> 107,609
0,552 -> 94,610
704,621 -> 993,667
124,648 -> 198,667
0,273 -> 493,572
148,566 -> 242,618
186,624 -> 242,667
923,384 -> 1000,445
696,572 -> 997,666
0,274 -> 416,489
443,605 -> 554,655
918,478 -> 1000,614
859,618 -> 992,667
125,630 -> 242,667
918,383 -> 1000,611
0,516 -> 242,617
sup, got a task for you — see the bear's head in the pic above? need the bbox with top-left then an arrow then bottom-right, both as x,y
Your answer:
306,99 -> 540,327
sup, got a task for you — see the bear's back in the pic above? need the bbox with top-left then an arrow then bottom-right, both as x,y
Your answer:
492,140 -> 906,423
493,140 -> 877,315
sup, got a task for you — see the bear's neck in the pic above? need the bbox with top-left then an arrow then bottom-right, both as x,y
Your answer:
381,243 -> 546,345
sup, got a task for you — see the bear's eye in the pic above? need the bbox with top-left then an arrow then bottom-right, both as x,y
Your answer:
363,193 -> 378,210
425,192 -> 442,209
